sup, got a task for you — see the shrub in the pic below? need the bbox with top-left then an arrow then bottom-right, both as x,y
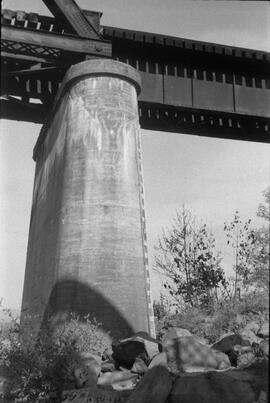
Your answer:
153,300 -> 168,322
237,290 -> 269,317
0,311 -> 110,402
155,306 -> 208,341
154,289 -> 269,344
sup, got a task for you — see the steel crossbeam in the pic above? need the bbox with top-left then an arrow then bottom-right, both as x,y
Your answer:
42,0 -> 101,39
1,25 -> 112,61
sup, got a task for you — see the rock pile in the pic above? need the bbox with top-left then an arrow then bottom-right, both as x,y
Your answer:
212,320 -> 269,368
62,324 -> 269,403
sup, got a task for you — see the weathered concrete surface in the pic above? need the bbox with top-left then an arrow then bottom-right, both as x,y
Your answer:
21,59 -> 155,339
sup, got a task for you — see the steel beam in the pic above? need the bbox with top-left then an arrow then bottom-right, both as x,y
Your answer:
42,0 -> 101,39
1,25 -> 112,61
0,98 -> 46,123
139,103 -> 270,143
1,51 -> 56,65
2,65 -> 269,121
1,98 -> 269,143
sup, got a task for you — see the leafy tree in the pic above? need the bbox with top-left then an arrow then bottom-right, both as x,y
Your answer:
154,207 -> 225,309
257,186 -> 270,222
224,211 -> 255,298
248,186 -> 270,291
153,294 -> 169,321
247,230 -> 269,292
224,187 -> 270,296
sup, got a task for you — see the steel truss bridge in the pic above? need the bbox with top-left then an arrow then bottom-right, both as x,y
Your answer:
1,0 -> 270,143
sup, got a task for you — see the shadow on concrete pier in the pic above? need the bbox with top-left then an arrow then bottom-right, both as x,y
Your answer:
40,279 -> 134,340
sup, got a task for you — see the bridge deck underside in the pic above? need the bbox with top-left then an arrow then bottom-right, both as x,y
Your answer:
1,9 -> 270,142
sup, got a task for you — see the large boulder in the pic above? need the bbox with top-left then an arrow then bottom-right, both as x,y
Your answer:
163,327 -> 206,345
126,365 -> 172,403
212,333 -> 250,366
131,357 -> 148,374
74,353 -> 101,388
134,331 -> 162,358
257,322 -> 269,339
101,360 -> 116,373
97,369 -> 139,391
243,321 -> 260,335
62,386 -> 131,403
168,360 -> 268,403
112,340 -> 147,368
163,327 -> 193,340
112,332 -> 162,368
232,344 -> 257,369
240,327 -> 262,346
148,352 -> 168,369
164,335 -> 230,373
258,340 -> 269,359
237,351 -> 257,369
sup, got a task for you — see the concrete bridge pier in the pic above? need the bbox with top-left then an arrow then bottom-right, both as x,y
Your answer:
21,59 -> 155,339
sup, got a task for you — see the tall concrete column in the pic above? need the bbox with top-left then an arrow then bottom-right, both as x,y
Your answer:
21,59 -> 155,339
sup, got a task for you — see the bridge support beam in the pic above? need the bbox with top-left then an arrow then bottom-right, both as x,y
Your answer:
21,59 -> 155,339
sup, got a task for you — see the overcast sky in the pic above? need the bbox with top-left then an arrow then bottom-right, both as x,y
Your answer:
0,1 -> 270,310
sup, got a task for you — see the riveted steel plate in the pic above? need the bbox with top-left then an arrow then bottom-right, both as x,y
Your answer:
235,86 -> 270,117
138,72 -> 163,103
193,80 -> 234,112
164,76 -> 192,107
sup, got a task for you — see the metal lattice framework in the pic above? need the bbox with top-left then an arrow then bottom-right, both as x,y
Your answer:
1,39 -> 62,59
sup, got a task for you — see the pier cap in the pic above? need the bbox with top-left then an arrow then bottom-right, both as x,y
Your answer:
56,58 -> 141,105
33,59 -> 141,160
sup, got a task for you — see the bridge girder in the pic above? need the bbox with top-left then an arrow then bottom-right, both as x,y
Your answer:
1,6 -> 269,143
